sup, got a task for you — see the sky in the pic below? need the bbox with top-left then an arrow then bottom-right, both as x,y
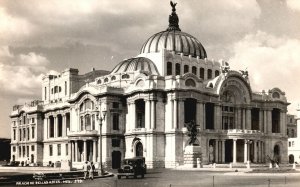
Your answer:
0,0 -> 300,138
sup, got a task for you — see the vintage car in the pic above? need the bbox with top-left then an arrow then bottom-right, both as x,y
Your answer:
117,157 -> 146,179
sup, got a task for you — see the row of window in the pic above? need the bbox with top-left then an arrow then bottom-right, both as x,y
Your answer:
14,145 -> 35,158
97,74 -> 130,84
287,128 -> 296,138
13,127 -> 35,141
289,141 -> 295,147
13,116 -> 36,126
45,81 -> 67,100
49,144 -> 68,156
166,62 -> 220,79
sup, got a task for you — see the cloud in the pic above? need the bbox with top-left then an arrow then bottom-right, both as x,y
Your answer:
0,46 -> 50,97
287,0 -> 300,12
229,31 -> 300,114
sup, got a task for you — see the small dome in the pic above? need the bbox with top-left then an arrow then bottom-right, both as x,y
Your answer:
111,57 -> 159,75
140,30 -> 207,58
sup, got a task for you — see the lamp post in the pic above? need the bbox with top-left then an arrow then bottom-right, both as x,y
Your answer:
96,108 -> 107,176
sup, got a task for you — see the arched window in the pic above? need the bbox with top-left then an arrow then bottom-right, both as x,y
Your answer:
185,79 -> 196,87
192,66 -> 197,75
80,116 -> 84,130
207,69 -> 212,79
272,92 -> 280,99
291,129 -> 295,137
97,79 -> 102,84
184,65 -> 189,73
215,70 -> 220,77
104,78 -> 109,83
200,68 -> 205,79
175,63 -> 181,75
167,62 -> 172,75
111,76 -> 116,81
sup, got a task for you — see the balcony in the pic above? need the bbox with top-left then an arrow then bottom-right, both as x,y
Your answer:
67,129 -> 99,137
203,129 -> 263,135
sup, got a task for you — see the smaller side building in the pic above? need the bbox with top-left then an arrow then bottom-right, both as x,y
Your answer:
288,108 -> 300,164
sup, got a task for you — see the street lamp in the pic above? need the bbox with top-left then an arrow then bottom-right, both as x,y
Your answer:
96,108 -> 107,175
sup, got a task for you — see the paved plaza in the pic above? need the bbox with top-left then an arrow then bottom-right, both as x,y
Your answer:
1,167 -> 300,187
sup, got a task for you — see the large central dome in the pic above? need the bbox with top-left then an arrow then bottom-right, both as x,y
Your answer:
140,2 -> 207,59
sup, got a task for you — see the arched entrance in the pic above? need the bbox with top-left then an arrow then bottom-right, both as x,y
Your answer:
289,154 -> 295,164
273,145 -> 280,163
135,142 -> 143,157
112,151 -> 121,169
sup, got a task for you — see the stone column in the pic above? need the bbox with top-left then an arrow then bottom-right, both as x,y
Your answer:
151,100 -> 156,129
62,114 -> 66,137
221,140 -> 225,163
173,99 -> 178,129
83,140 -> 87,162
132,102 -> 136,129
258,140 -> 261,163
196,101 -> 204,129
242,109 -> 246,130
215,140 -> 219,163
233,139 -> 237,163
244,139 -> 248,163
93,140 -> 97,163
178,99 -> 184,129
264,110 -> 267,133
237,108 -> 242,129
74,141 -> 78,162
246,108 -> 251,130
71,141 -> 74,162
259,110 -> 263,132
253,140 -> 257,163
145,100 -> 151,129
68,141 -> 72,162
267,110 -> 272,134
203,103 -> 206,129
280,111 -> 286,135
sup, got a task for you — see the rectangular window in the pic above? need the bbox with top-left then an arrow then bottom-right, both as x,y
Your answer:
49,145 -> 53,156
32,127 -> 35,139
23,146 -> 25,157
112,139 -> 120,147
27,128 -> 30,140
31,118 -> 35,123
66,144 -> 68,155
113,113 -> 119,130
44,87 -> 47,100
13,146 -> 16,152
112,102 -> 119,109
13,129 -> 16,140
57,144 -> 61,156
23,129 -> 26,141
31,145 -> 35,151
19,147 -> 21,157
19,129 -> 22,141
26,146 -> 29,157
65,81 -> 67,95
289,142 -> 291,147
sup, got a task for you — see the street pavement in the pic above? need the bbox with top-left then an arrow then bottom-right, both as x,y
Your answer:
2,168 -> 299,187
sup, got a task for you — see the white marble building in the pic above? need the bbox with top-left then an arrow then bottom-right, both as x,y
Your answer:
10,4 -> 289,169
288,108 -> 300,164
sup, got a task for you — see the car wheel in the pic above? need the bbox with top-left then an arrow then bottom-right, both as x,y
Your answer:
117,175 -> 121,179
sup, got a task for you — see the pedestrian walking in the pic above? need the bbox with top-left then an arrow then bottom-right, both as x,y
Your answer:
83,161 -> 89,180
89,162 -> 95,180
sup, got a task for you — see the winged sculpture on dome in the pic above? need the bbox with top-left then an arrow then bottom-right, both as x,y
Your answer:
170,1 -> 177,12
